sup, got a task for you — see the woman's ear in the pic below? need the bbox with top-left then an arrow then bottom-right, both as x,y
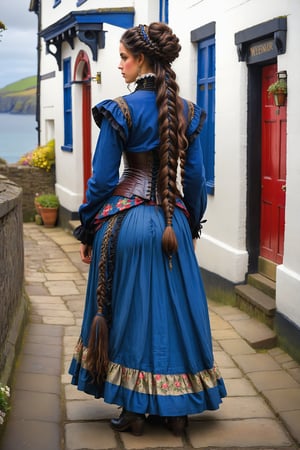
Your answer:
137,53 -> 145,66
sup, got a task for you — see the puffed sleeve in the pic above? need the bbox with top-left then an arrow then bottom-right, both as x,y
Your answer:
74,100 -> 127,244
183,103 -> 207,238
92,99 -> 130,143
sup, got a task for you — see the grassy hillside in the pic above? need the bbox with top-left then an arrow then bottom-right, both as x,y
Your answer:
0,76 -> 37,93
0,76 -> 37,114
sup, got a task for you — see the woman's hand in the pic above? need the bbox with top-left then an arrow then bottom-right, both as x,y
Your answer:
80,243 -> 92,264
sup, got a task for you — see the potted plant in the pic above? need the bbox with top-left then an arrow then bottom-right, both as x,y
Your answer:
35,193 -> 59,227
267,78 -> 287,107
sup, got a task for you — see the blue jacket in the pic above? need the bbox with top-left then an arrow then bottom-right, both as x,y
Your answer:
77,89 -> 207,242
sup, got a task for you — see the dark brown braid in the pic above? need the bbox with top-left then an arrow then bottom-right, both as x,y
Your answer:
86,212 -> 127,383
121,23 -> 188,263
85,216 -> 117,381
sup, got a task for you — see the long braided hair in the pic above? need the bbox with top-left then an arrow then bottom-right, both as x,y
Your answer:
121,23 -> 188,259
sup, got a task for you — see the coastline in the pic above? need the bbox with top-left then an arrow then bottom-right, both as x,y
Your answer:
0,113 -> 37,164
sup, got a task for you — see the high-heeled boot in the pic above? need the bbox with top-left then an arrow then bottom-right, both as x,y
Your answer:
111,409 -> 145,436
147,414 -> 166,425
166,415 -> 188,436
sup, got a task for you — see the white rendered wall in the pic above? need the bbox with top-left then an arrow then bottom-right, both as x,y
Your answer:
275,3 -> 300,327
170,0 -> 300,292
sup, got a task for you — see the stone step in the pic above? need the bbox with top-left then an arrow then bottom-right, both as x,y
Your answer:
247,273 -> 276,299
235,283 -> 276,329
69,220 -> 80,231
258,256 -> 277,282
229,316 -> 277,350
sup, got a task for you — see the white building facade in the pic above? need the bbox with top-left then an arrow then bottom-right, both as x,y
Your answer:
30,0 -> 300,361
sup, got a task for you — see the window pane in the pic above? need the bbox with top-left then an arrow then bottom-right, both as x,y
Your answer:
63,58 -> 73,150
197,37 -> 215,194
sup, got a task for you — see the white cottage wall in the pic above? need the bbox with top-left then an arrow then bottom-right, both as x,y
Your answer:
170,0 -> 300,284
170,0 -> 250,282
170,0 -> 300,332
275,4 -> 300,328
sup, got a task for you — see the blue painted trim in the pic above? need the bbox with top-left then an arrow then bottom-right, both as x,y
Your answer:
165,0 -> 169,23
159,0 -> 169,23
41,9 -> 134,41
63,58 -> 73,151
76,0 -> 87,5
197,36 -> 216,195
61,145 -> 73,152
40,9 -> 134,69
53,0 -> 61,8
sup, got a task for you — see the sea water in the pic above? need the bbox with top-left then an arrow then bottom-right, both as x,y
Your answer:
0,113 -> 38,163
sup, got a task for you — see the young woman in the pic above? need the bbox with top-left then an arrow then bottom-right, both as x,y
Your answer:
69,22 -> 226,437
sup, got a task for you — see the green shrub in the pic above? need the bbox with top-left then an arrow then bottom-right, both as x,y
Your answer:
35,193 -> 59,208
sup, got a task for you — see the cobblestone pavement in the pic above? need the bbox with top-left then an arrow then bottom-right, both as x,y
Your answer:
1,223 -> 300,450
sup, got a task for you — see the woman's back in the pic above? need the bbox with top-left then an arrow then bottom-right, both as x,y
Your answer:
124,88 -> 160,152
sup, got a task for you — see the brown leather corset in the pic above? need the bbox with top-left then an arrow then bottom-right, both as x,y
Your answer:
113,150 -> 161,203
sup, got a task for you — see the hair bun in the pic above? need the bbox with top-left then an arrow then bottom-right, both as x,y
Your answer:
148,22 -> 181,64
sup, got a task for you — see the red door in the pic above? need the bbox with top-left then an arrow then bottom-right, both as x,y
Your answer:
260,64 -> 286,264
74,51 -> 92,203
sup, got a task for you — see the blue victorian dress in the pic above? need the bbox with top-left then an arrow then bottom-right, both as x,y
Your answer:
69,77 -> 226,417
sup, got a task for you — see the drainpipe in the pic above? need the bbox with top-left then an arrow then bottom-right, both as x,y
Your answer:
29,0 -> 41,146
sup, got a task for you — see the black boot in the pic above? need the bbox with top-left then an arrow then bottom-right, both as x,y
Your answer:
147,414 -> 166,425
166,415 -> 188,436
111,409 -> 145,436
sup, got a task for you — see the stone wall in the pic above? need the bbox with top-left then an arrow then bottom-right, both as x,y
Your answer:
0,164 -> 55,222
0,176 -> 28,384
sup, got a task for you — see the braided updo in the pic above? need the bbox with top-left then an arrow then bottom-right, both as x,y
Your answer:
121,23 -> 188,264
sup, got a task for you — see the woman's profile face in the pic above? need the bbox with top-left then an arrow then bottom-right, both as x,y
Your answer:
118,42 -> 140,84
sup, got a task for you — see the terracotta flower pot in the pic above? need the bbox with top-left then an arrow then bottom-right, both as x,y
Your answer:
39,207 -> 58,227
273,92 -> 287,107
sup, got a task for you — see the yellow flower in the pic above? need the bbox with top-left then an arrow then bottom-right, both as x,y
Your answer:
20,139 -> 55,171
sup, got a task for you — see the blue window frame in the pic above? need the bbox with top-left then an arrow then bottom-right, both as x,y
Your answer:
53,0 -> 61,7
159,0 -> 169,23
76,0 -> 87,6
62,58 -> 73,152
197,37 -> 215,194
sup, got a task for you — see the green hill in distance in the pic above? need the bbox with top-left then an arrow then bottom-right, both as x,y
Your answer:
0,76 -> 37,114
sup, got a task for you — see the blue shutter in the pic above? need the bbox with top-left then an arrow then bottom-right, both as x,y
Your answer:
62,58 -> 73,152
197,37 -> 215,194
159,0 -> 169,23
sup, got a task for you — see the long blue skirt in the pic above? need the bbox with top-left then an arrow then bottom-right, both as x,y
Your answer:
69,203 -> 226,416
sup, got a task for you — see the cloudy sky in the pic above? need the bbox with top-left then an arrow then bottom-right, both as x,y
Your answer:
0,0 -> 37,88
